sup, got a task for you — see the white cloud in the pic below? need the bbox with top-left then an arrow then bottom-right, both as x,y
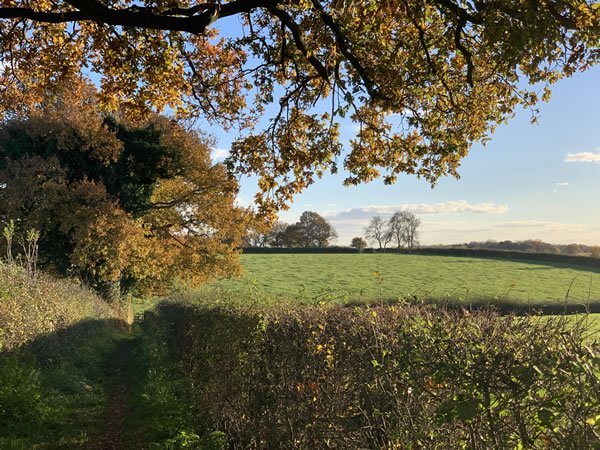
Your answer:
210,147 -> 229,162
328,201 -> 508,223
565,151 -> 600,163
555,182 -> 569,186
419,220 -> 600,246
495,220 -> 592,233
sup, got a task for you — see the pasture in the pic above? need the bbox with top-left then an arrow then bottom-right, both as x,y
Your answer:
212,253 -> 600,308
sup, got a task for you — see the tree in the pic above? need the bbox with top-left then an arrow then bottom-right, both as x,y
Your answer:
0,105 -> 254,298
388,211 -> 421,249
388,212 -> 407,249
244,225 -> 271,248
266,221 -> 289,248
350,237 -> 367,251
403,212 -> 422,249
281,223 -> 304,248
1,1 -> 598,212
365,216 -> 391,250
562,243 -> 583,255
282,211 -> 337,247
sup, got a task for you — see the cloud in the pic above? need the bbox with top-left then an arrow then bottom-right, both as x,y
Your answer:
555,182 -> 569,186
210,147 -> 229,162
419,220 -> 600,246
328,200 -> 508,224
565,151 -> 600,163
494,220 -> 592,233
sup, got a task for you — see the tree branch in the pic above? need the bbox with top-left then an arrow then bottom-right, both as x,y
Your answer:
308,0 -> 380,100
264,4 -> 330,82
454,17 -> 475,87
0,0 -> 279,34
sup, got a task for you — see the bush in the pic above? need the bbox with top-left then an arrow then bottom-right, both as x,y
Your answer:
0,262 -> 115,351
0,263 -> 123,445
151,301 -> 600,448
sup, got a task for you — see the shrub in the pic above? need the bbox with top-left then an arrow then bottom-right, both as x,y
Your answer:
0,262 -> 115,351
151,301 -> 600,448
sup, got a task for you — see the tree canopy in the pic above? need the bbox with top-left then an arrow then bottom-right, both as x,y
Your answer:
0,104 -> 254,298
1,1 -> 599,212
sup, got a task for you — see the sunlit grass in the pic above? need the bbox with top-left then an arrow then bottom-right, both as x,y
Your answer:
210,253 -> 600,307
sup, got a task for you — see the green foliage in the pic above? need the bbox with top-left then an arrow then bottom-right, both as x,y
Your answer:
146,301 -> 600,448
0,261 -> 116,350
0,261 -> 125,446
1,262 -> 598,447
0,355 -> 48,436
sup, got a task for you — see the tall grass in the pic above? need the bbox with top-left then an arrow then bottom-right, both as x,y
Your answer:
0,262 -> 126,447
0,261 -> 116,351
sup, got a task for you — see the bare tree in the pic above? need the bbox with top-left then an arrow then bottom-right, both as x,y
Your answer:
388,212 -> 407,249
388,211 -> 421,249
403,212 -> 421,249
365,216 -> 391,250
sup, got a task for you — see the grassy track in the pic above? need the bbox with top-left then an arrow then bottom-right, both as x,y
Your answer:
211,253 -> 600,306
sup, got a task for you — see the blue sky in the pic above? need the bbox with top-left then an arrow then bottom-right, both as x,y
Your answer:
210,64 -> 600,246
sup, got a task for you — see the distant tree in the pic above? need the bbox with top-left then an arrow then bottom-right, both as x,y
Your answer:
281,224 -> 304,248
365,216 -> 391,250
0,107 -> 255,298
244,222 -> 271,248
403,212 -> 422,249
267,221 -> 289,248
562,243 -> 583,255
388,211 -> 421,249
350,237 -> 368,251
284,212 -> 337,247
591,246 -> 600,258
388,212 -> 407,249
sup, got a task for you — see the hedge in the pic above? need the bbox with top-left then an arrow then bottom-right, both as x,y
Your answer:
149,301 -> 600,448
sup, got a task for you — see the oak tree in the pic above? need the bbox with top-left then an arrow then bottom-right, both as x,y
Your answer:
1,1 -> 599,212
0,102 -> 254,298
282,211 -> 337,247
350,236 -> 367,250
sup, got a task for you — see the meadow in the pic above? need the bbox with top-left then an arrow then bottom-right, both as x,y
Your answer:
2,258 -> 599,447
212,253 -> 600,307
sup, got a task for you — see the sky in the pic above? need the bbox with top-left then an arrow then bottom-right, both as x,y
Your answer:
209,63 -> 600,247
73,16 -> 600,247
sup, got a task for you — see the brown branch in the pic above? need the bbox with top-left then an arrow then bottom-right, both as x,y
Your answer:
0,0 -> 280,34
454,17 -> 475,87
264,4 -> 330,82
309,0 -> 380,100
0,7 -> 91,24
434,0 -> 483,25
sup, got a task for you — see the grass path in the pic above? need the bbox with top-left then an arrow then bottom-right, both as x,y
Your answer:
85,337 -> 132,450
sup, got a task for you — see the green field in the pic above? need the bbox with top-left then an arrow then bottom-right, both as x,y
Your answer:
211,253 -> 600,307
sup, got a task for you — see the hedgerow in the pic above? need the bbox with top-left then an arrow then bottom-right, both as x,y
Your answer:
0,262 -> 123,446
150,300 -> 600,448
0,262 -> 116,351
